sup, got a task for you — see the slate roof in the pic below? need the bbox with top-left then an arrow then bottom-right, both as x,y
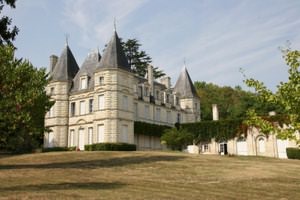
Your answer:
173,67 -> 199,98
51,45 -> 79,81
71,50 -> 101,92
96,31 -> 130,71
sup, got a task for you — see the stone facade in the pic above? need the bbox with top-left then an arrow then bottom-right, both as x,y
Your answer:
44,31 -> 200,150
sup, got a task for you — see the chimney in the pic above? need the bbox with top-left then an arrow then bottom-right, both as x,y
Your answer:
160,76 -> 171,89
147,65 -> 154,96
212,104 -> 219,121
49,55 -> 58,72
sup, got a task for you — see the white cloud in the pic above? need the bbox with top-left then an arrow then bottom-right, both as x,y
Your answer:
62,0 -> 147,49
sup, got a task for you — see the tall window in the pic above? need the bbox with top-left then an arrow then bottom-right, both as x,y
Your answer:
50,87 -> 54,95
144,105 -> 150,119
88,127 -> 93,144
49,103 -> 54,117
121,125 -> 128,143
48,132 -> 54,147
70,130 -> 75,147
122,95 -> 128,110
89,99 -> 93,113
166,94 -> 170,103
167,111 -> 171,123
99,76 -> 104,85
98,94 -> 105,110
258,137 -> 266,153
134,103 -> 138,119
155,108 -> 161,121
80,101 -> 85,115
71,102 -> 75,116
80,77 -> 87,89
97,124 -> 104,143
177,113 -> 181,123
157,90 -> 160,100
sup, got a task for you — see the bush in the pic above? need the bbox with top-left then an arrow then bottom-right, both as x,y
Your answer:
134,121 -> 171,137
286,148 -> 300,159
84,143 -> 136,151
161,128 -> 194,151
42,146 -> 76,152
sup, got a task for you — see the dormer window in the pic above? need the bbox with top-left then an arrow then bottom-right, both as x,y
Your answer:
99,76 -> 104,85
80,76 -> 88,89
145,87 -> 149,96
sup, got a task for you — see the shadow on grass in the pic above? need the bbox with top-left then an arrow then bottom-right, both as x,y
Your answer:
0,155 -> 184,170
0,181 -> 125,192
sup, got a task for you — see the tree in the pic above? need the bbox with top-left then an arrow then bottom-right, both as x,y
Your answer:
244,49 -> 300,145
0,45 -> 53,153
121,38 -> 165,79
161,128 -> 194,151
194,81 -> 281,120
0,0 -> 19,46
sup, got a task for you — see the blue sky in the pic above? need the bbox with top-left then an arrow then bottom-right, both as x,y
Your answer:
4,0 -> 300,91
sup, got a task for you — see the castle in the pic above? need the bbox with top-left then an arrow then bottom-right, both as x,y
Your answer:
44,30 -> 200,150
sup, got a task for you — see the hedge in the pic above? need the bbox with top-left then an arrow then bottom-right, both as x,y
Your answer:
134,121 -> 171,137
84,143 -> 136,151
286,148 -> 300,159
181,119 -> 245,143
42,146 -> 76,152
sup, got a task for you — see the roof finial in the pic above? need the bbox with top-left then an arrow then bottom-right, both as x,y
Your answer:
65,33 -> 70,46
113,17 -> 117,32
183,57 -> 187,69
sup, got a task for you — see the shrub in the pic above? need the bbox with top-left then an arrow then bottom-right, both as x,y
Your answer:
286,148 -> 300,159
42,146 -> 76,152
84,143 -> 136,151
161,128 -> 194,151
134,121 -> 171,137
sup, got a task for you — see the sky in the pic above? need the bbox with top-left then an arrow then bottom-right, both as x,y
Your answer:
3,0 -> 300,91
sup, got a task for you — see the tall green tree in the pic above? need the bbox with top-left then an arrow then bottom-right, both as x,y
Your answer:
120,38 -> 165,78
0,0 -> 18,46
194,81 -> 282,120
0,45 -> 53,152
244,49 -> 300,144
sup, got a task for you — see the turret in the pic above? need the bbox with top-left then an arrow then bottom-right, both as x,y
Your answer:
44,44 -> 79,148
173,66 -> 200,122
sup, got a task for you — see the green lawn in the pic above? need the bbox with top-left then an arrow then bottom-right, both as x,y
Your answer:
0,151 -> 299,199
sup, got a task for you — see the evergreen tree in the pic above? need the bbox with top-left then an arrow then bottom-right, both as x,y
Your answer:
0,0 -> 18,46
120,38 -> 165,78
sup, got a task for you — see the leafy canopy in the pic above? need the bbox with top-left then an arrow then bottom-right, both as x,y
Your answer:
0,45 -> 53,152
0,0 -> 18,46
244,49 -> 300,144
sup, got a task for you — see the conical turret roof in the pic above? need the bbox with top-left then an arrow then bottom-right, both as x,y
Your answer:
173,67 -> 198,98
96,31 -> 130,71
51,45 -> 79,81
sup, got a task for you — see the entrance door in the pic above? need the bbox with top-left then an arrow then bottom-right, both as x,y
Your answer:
219,142 -> 228,155
277,139 -> 288,158
237,138 -> 248,156
48,132 -> 54,148
78,129 -> 85,150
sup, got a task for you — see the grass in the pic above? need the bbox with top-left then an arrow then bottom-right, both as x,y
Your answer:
0,151 -> 299,200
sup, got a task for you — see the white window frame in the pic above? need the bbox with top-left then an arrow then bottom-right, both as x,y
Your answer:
80,77 -> 87,89
80,101 -> 85,115
122,95 -> 128,110
98,94 -> 105,110
88,127 -> 93,144
97,124 -> 105,143
70,130 -> 75,147
99,76 -> 104,85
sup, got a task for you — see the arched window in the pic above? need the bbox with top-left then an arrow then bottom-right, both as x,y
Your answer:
258,137 -> 266,153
